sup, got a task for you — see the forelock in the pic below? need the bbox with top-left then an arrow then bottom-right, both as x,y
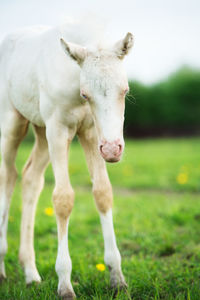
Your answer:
81,50 -> 127,94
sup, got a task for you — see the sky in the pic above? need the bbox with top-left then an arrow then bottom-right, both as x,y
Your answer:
0,0 -> 199,84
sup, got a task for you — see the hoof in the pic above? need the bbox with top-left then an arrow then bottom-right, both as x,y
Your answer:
27,280 -> 41,287
111,280 -> 128,289
60,290 -> 76,300
110,270 -> 128,294
25,269 -> 41,285
111,281 -> 128,292
112,281 -> 128,298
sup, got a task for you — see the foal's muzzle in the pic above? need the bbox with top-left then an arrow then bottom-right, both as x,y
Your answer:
99,140 -> 123,163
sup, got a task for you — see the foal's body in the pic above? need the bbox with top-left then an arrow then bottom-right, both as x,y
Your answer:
0,26 -> 86,127
0,22 -> 133,298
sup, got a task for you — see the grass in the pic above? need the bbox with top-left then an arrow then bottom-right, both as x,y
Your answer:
1,137 -> 200,299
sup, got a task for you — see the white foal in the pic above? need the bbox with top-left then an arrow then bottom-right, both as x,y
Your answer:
0,20 -> 134,299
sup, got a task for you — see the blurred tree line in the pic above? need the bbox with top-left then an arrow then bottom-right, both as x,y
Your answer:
125,66 -> 200,137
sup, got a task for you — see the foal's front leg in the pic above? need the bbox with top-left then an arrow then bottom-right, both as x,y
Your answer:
79,127 -> 127,290
46,120 -> 76,299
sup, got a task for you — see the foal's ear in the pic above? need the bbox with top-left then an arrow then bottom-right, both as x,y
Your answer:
113,32 -> 134,59
60,38 -> 87,65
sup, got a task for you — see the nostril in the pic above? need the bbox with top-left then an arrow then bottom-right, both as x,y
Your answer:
100,145 -> 103,154
118,144 -> 123,155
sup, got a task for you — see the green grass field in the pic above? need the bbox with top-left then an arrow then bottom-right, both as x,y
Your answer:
1,138 -> 200,299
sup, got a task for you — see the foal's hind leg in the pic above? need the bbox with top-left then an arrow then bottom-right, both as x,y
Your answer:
0,111 -> 28,280
19,126 -> 49,284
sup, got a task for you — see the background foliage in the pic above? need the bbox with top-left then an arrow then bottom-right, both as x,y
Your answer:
125,67 -> 200,137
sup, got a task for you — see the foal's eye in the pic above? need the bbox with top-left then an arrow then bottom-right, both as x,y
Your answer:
81,92 -> 89,101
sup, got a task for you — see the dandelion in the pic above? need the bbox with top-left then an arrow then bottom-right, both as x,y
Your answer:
44,207 -> 54,216
176,173 -> 188,185
96,263 -> 106,272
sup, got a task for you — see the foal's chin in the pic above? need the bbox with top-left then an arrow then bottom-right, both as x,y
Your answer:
103,156 -> 121,163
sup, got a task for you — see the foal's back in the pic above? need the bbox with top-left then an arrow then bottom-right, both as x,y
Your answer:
0,25 -> 80,126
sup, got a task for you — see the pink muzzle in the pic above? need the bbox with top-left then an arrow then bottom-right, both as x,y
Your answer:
99,140 -> 124,162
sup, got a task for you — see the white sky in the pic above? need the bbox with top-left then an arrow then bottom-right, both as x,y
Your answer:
0,0 -> 199,84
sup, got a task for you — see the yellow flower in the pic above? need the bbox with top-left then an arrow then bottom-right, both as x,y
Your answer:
44,207 -> 54,216
96,263 -> 106,272
176,173 -> 188,185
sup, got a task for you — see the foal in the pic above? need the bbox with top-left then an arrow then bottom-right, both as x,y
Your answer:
0,22 -> 134,298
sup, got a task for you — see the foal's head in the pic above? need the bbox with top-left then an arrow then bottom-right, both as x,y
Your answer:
61,33 -> 134,162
